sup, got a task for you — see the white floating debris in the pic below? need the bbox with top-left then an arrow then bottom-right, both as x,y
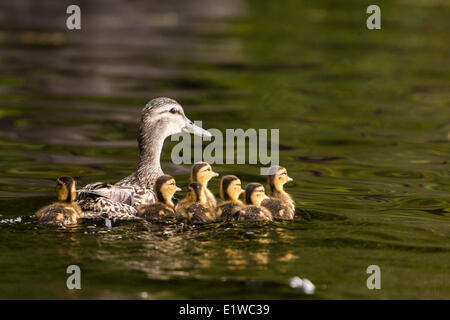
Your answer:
87,225 -> 96,229
105,218 -> 112,229
246,231 -> 254,235
302,279 -> 315,295
289,276 -> 303,288
289,276 -> 315,295
163,229 -> 177,235
0,217 -> 22,224
140,291 -> 149,299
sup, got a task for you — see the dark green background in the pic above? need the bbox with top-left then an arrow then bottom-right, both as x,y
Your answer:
0,0 -> 448,299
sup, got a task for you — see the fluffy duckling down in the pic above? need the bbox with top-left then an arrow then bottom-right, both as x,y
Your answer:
176,183 -> 216,224
35,176 -> 82,226
233,183 -> 273,222
189,162 -> 219,209
136,174 -> 181,222
262,165 -> 295,219
216,175 -> 244,221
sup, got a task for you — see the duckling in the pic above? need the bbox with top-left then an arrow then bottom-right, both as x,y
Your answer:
234,183 -> 272,222
136,174 -> 181,222
35,176 -> 82,226
191,162 -> 219,209
177,183 -> 215,224
262,166 -> 295,219
216,175 -> 244,221
178,162 -> 219,210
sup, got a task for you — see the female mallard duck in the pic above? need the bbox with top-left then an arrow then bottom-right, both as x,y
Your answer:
216,175 -> 244,221
234,183 -> 272,222
136,174 -> 181,222
76,97 -> 211,219
35,176 -> 82,226
262,166 -> 295,219
177,182 -> 215,224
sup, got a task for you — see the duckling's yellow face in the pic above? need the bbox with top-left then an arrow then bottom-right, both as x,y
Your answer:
193,163 -> 219,186
273,168 -> 293,188
250,186 -> 269,206
160,178 -> 181,200
227,179 -> 244,201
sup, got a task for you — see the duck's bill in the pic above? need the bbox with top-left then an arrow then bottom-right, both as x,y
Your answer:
212,171 -> 219,177
264,195 -> 270,200
287,176 -> 294,182
182,118 -> 212,138
176,186 -> 182,192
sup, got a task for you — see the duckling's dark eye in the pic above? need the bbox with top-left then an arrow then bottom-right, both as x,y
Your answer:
206,168 -> 211,171
170,108 -> 177,114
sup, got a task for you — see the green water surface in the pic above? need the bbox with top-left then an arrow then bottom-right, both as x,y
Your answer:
0,0 -> 449,299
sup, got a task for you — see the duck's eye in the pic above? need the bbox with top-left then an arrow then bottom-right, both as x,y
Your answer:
206,168 -> 211,171
170,108 -> 177,114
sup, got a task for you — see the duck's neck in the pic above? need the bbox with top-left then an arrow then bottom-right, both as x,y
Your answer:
198,193 -> 207,205
165,198 -> 175,209
199,179 -> 209,190
136,125 -> 166,187
271,183 -> 285,196
231,198 -> 243,205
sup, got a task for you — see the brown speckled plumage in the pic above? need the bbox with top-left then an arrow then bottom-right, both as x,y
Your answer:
36,203 -> 81,225
216,201 -> 242,221
234,205 -> 272,222
176,182 -> 216,224
136,203 -> 176,222
261,198 -> 288,219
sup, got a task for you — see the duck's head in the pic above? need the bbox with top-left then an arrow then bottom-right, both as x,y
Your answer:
245,183 -> 269,206
154,174 -> 182,206
190,162 -> 219,186
220,175 -> 244,202
139,97 -> 211,142
56,176 -> 77,203
187,182 -> 207,205
267,165 -> 293,192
